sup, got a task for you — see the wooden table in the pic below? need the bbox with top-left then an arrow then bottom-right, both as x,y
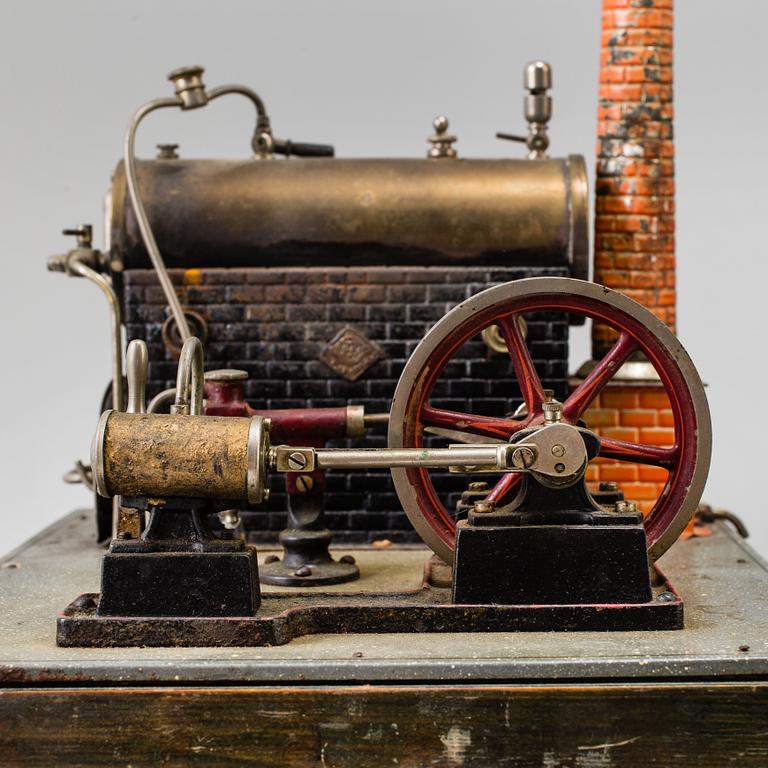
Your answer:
0,511 -> 766,766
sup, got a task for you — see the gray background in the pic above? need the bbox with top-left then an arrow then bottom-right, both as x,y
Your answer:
0,0 -> 765,559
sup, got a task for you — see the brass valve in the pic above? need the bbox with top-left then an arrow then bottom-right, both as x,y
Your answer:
427,115 -> 458,158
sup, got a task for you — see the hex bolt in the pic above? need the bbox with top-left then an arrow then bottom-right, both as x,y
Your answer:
656,591 -> 676,602
473,499 -> 495,514
551,444 -> 566,457
218,509 -> 240,530
599,481 -> 619,492
339,555 -> 356,565
296,475 -> 314,493
614,500 -> 629,514
288,451 -> 307,470
468,481 -> 489,492
264,555 -> 280,564
542,392 -> 563,425
294,566 -> 312,577
625,501 -> 638,514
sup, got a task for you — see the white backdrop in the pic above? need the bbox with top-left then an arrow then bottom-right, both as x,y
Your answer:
1,0 -> 766,558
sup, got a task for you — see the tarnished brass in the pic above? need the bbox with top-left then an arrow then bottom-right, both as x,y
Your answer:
109,155 -> 589,277
94,411 -> 253,500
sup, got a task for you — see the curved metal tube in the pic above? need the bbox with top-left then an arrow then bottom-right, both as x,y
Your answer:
147,388 -> 177,414
67,256 -> 124,410
172,337 -> 204,416
124,96 -> 192,341
207,84 -> 271,137
123,84 -> 274,345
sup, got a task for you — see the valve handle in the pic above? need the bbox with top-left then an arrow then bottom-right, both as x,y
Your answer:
62,224 -> 93,248
272,138 -> 335,157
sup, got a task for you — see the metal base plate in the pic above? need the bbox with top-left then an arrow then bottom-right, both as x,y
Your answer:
259,557 -> 360,587
57,574 -> 682,647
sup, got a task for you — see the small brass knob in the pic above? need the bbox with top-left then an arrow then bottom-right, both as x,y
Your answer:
427,115 -> 458,159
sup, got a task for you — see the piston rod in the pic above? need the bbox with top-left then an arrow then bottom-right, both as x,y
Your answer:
272,444 -> 518,472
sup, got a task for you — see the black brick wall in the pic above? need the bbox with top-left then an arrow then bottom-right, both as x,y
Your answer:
122,265 -> 569,543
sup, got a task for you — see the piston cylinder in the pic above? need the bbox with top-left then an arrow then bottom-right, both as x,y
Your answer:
92,411 -> 256,501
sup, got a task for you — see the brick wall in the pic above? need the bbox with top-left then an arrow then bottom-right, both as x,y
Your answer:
594,0 -> 675,358
582,386 -> 672,513
122,265 -> 570,543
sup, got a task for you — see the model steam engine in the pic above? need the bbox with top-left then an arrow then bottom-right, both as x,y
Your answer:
49,60 -> 709,645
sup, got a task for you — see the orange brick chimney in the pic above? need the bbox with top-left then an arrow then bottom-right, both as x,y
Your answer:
580,0 -> 676,513
594,0 -> 675,356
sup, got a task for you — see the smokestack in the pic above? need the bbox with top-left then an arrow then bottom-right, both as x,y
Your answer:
579,0 -> 676,516
593,0 -> 675,358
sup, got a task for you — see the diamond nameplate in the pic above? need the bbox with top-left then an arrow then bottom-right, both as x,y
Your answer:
319,326 -> 384,382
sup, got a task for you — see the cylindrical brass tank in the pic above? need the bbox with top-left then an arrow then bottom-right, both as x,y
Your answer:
93,411 -> 254,501
108,156 -> 588,276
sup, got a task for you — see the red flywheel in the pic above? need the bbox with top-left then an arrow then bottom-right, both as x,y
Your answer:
388,277 -> 711,564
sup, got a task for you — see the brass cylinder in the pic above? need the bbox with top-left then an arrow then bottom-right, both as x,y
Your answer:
109,156 -> 589,278
93,411 -> 252,500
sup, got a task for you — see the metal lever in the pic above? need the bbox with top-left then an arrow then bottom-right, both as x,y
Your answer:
272,139 -> 335,157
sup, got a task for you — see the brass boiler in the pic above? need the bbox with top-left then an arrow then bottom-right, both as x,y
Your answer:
108,155 -> 589,276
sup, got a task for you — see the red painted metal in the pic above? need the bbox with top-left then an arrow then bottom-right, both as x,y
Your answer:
399,293 -> 700,557
204,378 -> 351,495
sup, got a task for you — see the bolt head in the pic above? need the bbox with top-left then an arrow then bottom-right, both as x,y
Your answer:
599,481 -> 619,492
468,481 -> 489,492
296,475 -> 314,493
294,566 -> 312,578
473,499 -> 495,514
512,446 -> 535,469
339,555 -> 356,565
288,451 -> 307,470
264,554 -> 280,564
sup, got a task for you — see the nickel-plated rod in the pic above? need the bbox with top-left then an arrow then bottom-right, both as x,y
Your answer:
312,445 -> 513,470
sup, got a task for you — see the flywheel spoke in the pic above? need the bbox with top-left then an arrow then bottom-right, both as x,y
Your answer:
421,405 -> 521,441
563,332 -> 638,422
486,472 -> 523,505
496,314 -> 546,415
598,437 -> 678,468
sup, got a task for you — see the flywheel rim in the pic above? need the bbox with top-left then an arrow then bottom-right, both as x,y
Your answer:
388,277 -> 711,564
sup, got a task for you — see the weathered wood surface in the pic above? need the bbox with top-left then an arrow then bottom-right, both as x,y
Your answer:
0,683 -> 765,767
